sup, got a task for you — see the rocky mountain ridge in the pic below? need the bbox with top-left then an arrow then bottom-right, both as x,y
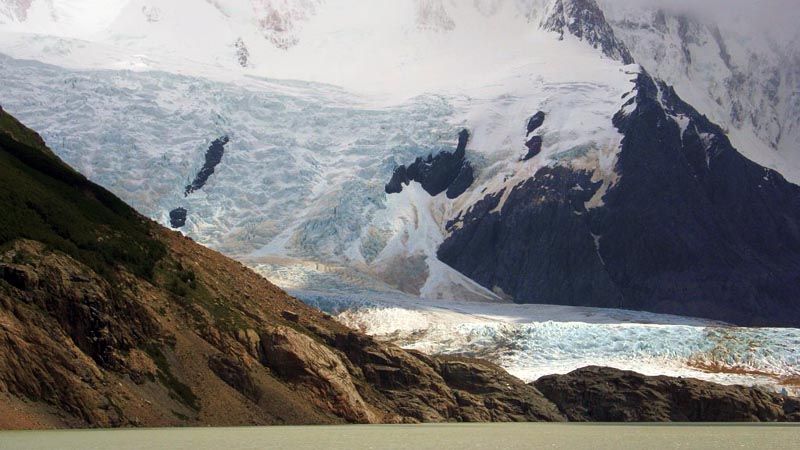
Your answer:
600,1 -> 800,172
542,0 -> 633,64
437,68 -> 800,326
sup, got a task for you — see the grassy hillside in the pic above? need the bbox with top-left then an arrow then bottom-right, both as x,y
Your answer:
0,107 -> 165,280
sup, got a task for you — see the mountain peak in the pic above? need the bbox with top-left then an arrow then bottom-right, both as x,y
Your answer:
542,0 -> 634,64
250,0 -> 322,49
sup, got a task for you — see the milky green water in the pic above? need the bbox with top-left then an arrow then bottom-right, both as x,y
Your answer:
1,424 -> 799,450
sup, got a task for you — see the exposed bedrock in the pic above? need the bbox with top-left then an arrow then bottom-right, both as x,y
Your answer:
526,111 -> 546,135
523,111 -> 546,161
523,136 -> 543,161
438,71 -> 800,326
543,0 -> 635,64
185,136 -> 229,196
438,166 -> 622,307
169,207 -> 187,228
385,129 -> 474,199
535,367 -> 800,422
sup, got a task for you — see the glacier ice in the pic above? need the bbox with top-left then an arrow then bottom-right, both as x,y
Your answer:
292,285 -> 800,396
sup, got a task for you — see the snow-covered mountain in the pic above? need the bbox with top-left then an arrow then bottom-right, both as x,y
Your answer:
1,0 -> 799,326
599,0 -> 800,177
0,0 -> 127,38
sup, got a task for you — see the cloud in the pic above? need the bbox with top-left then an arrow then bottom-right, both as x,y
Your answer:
599,0 -> 800,41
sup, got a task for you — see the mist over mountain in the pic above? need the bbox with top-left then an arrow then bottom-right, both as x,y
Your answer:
601,0 -> 800,40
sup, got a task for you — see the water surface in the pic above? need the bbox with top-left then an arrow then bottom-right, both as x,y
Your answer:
2,424 -> 799,450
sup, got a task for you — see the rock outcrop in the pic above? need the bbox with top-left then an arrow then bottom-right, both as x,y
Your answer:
526,111 -> 546,135
535,367 -> 800,422
259,326 -> 377,423
543,0 -> 634,64
385,129 -> 474,199
169,207 -> 187,228
523,136 -> 543,161
434,357 -> 564,422
185,136 -> 229,196
523,111 -> 546,160
438,166 -> 621,309
325,331 -> 563,423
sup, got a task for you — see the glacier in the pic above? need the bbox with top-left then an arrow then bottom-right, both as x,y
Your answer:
255,261 -> 800,396
243,257 -> 800,396
0,35 -> 635,297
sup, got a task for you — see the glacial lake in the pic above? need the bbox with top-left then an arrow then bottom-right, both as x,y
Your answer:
1,424 -> 799,450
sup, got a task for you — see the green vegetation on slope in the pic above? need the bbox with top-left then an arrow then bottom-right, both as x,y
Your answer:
159,260 -> 248,332
0,108 -> 242,333
0,107 -> 51,152
0,109 -> 166,281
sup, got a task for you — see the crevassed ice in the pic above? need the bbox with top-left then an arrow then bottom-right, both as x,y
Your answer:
0,54 -> 455,258
293,288 -> 800,395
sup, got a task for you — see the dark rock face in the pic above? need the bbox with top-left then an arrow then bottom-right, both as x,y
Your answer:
384,165 -> 408,195
534,367 -> 800,422
433,357 -> 564,422
523,136 -> 543,161
523,112 -> 546,160
208,354 -> 262,404
169,207 -> 187,228
185,136 -> 229,196
543,0 -> 634,64
327,331 -> 565,423
438,70 -> 800,326
385,129 -> 474,199
594,72 -> 800,326
438,166 -> 622,307
0,262 -> 38,290
446,161 -> 476,199
527,111 -> 546,134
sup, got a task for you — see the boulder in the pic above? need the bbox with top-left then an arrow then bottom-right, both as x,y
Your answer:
534,366 -> 800,422
259,326 -> 377,423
